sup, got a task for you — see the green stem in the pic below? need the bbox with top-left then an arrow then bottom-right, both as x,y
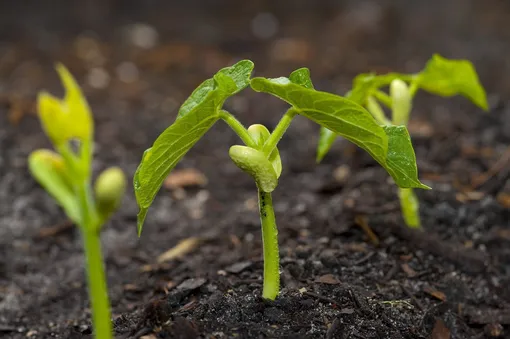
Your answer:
262,109 -> 297,155
258,189 -> 280,300
366,96 -> 391,125
219,110 -> 256,148
77,183 -> 112,339
398,187 -> 421,229
82,229 -> 113,339
408,80 -> 419,99
372,90 -> 392,108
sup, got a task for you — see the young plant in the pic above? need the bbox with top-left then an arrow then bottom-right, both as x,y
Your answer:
29,65 -> 126,339
133,60 -> 428,300
316,54 -> 488,228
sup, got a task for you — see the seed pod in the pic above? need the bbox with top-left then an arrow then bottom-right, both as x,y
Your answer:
94,167 -> 126,220
229,145 -> 278,192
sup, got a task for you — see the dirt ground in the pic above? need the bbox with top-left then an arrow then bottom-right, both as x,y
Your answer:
1,0 -> 510,338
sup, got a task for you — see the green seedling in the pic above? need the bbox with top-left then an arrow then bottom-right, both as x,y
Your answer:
134,60 -> 428,300
316,54 -> 488,228
29,65 -> 126,339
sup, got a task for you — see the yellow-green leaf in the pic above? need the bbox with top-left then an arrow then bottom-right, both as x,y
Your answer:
29,149 -> 80,224
416,54 -> 488,110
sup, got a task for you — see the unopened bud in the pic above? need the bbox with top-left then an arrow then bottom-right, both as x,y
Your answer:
94,167 -> 126,219
229,145 -> 278,192
390,79 -> 412,125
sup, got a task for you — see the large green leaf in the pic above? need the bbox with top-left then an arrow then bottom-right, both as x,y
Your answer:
135,60 -> 254,235
415,54 -> 488,110
178,60 -> 254,118
383,125 -> 429,189
251,76 -> 428,189
316,73 -> 405,162
29,149 -> 81,224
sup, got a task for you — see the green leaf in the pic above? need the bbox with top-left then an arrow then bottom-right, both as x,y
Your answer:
316,127 -> 336,163
350,72 -> 407,105
416,54 -> 488,110
316,73 -> 405,163
289,68 -> 314,89
383,125 -> 430,189
29,149 -> 81,224
178,60 -> 254,118
251,76 -> 427,189
135,60 -> 254,235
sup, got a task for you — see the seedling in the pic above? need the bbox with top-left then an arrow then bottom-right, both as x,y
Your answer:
29,65 -> 126,339
316,54 -> 488,228
134,60 -> 428,300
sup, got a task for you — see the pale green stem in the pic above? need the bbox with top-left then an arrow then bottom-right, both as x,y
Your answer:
77,183 -> 112,339
262,109 -> 297,155
258,189 -> 280,300
219,110 -> 256,148
82,229 -> 113,339
372,90 -> 392,108
366,96 -> 391,125
398,187 -> 421,229
409,80 -> 419,99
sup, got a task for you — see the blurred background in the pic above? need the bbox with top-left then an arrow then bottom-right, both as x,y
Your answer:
1,0 -> 510,337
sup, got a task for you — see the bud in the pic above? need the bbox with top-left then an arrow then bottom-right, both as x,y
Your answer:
94,167 -> 126,219
390,79 -> 412,125
247,124 -> 282,178
37,64 -> 93,147
229,145 -> 278,192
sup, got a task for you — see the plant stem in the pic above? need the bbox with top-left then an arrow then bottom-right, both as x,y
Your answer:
77,183 -> 112,339
82,229 -> 113,339
219,110 -> 256,148
366,96 -> 391,125
372,90 -> 392,108
262,109 -> 297,155
258,189 -> 280,300
398,187 -> 421,229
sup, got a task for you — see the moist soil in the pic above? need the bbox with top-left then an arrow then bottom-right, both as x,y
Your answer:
1,1 -> 510,338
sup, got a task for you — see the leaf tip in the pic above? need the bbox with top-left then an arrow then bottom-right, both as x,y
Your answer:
137,207 -> 148,237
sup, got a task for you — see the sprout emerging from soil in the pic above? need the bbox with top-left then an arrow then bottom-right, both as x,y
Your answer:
29,65 -> 125,339
134,60 -> 428,300
316,54 -> 488,228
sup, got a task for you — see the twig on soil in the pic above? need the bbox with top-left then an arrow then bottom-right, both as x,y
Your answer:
383,222 -> 489,274
461,306 -> 510,325
36,220 -> 74,238
383,261 -> 399,282
399,283 -> 425,312
352,252 -> 376,266
325,318 -> 341,339
471,146 -> 510,189
354,215 -> 380,246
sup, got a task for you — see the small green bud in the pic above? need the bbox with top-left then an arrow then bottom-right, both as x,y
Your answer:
94,167 -> 126,219
247,124 -> 282,178
390,79 -> 412,125
229,145 -> 278,192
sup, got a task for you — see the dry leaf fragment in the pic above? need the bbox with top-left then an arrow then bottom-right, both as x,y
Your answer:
164,168 -> 208,189
157,237 -> 201,263
423,286 -> 447,301
431,319 -> 450,339
316,274 -> 341,285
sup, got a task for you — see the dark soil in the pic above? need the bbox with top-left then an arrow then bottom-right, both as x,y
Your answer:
1,1 -> 510,338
